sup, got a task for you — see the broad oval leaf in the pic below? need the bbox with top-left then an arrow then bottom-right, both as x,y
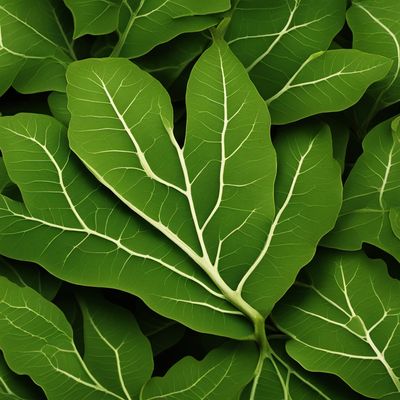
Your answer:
77,291 -> 153,398
64,0 -> 122,38
273,251 -> 400,399
67,39 -> 342,318
323,116 -> 400,260
0,276 -> 152,400
113,0 -> 230,57
0,0 -> 76,94
225,0 -> 346,100
140,342 -> 258,400
266,49 -> 392,124
347,0 -> 400,113
0,113 -> 252,339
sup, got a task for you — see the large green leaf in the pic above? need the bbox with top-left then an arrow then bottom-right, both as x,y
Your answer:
64,0 -> 122,38
67,39 -> 341,318
347,0 -> 400,117
112,0 -> 230,57
0,0 -> 76,94
0,256 -> 61,300
48,92 -> 70,126
0,352 -> 43,400
225,0 -> 346,99
243,339 -> 364,399
77,291 -> 153,398
140,343 -> 258,400
273,251 -> 400,399
265,50 -> 392,124
323,117 -> 400,260
0,113 -> 252,339
0,276 -> 151,399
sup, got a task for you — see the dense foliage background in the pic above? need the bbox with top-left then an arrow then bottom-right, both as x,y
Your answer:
0,0 -> 400,399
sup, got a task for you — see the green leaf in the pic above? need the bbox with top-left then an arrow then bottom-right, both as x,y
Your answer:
0,158 -> 12,193
0,256 -> 61,300
273,251 -> 400,399
323,116 -> 400,260
140,342 -> 258,400
225,0 -> 346,99
0,351 -> 43,400
325,117 -> 350,174
266,50 -> 392,124
67,40 -> 341,318
0,276 -> 146,399
347,0 -> 400,112
0,0 -> 76,94
0,113 -> 252,339
112,0 -> 230,57
136,33 -> 209,88
244,338 -> 364,399
48,92 -> 70,126
77,291 -> 153,398
64,0 -> 122,38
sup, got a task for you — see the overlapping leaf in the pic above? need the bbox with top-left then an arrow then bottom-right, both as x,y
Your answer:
225,0 -> 346,99
243,339 -> 364,400
273,251 -> 400,399
141,343 -> 257,400
64,0 -> 122,38
67,39 -> 342,318
112,0 -> 230,57
48,92 -> 70,126
0,113 -> 251,339
0,256 -> 61,300
323,117 -> 400,260
347,0 -> 400,116
0,276 -> 153,399
0,0 -> 76,95
266,50 -> 392,124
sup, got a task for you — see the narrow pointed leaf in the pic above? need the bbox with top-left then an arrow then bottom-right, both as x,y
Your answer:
0,113 -> 252,339
113,0 -> 230,58
64,0 -> 122,38
273,251 -> 400,399
141,343 -> 258,400
323,117 -> 400,260
0,0 -> 75,94
0,277 -> 134,399
225,0 -> 346,100
78,292 -> 153,398
347,0 -> 400,111
266,50 -> 392,124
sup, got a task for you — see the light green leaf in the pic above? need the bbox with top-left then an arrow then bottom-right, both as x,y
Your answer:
112,0 -> 230,57
136,33 -> 209,88
64,0 -> 122,38
390,208 -> 400,240
225,0 -> 346,100
140,342 -> 258,400
0,276 -> 142,399
244,339 -> 363,400
48,92 -> 70,126
266,49 -> 392,124
0,351 -> 43,400
347,0 -> 400,115
0,256 -> 61,300
273,251 -> 400,399
77,292 -> 153,398
0,0 -> 76,94
67,40 -> 341,320
323,116 -> 400,260
0,113 -> 252,339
